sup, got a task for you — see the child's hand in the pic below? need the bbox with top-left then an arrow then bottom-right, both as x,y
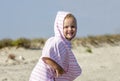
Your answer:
55,67 -> 65,77
42,57 -> 65,77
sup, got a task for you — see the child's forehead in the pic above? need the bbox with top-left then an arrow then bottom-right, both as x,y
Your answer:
64,17 -> 77,24
64,14 -> 76,22
64,17 -> 76,22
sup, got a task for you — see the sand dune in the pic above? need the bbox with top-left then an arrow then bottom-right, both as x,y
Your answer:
0,44 -> 120,81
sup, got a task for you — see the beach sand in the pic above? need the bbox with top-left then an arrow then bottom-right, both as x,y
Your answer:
0,44 -> 120,81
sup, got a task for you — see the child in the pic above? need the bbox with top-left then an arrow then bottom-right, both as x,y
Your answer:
29,11 -> 82,81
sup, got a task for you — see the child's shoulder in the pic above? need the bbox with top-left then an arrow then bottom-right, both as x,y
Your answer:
54,37 -> 63,43
46,37 -> 65,46
54,38 -> 66,48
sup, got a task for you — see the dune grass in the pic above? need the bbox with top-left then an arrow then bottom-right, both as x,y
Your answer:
0,34 -> 120,49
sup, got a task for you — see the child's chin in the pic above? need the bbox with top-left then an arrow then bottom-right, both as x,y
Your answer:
67,37 -> 73,41
65,35 -> 75,40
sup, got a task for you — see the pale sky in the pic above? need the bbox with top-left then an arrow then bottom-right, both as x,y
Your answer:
0,0 -> 120,39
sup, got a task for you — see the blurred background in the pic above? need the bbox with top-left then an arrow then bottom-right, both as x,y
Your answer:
0,0 -> 120,40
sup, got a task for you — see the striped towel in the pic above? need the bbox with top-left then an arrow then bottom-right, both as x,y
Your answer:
29,11 -> 82,81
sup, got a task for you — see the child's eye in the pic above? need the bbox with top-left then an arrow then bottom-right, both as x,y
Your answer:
71,26 -> 75,28
64,26 -> 68,28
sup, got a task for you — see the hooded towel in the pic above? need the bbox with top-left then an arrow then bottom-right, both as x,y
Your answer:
29,11 -> 82,81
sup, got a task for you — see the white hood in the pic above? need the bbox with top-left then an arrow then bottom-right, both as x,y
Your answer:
54,11 -> 71,38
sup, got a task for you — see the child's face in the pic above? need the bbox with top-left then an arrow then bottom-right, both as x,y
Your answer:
63,17 -> 77,41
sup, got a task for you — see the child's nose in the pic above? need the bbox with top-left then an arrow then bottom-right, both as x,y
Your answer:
68,27 -> 72,30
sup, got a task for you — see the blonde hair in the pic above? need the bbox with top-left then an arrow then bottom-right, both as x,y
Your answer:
64,14 -> 77,24
64,14 -> 76,21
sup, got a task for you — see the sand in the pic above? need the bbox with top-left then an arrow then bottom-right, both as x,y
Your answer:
0,44 -> 120,81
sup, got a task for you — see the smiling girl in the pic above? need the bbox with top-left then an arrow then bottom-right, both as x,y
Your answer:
29,11 -> 82,81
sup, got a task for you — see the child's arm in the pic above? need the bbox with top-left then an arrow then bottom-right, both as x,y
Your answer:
42,57 -> 65,77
